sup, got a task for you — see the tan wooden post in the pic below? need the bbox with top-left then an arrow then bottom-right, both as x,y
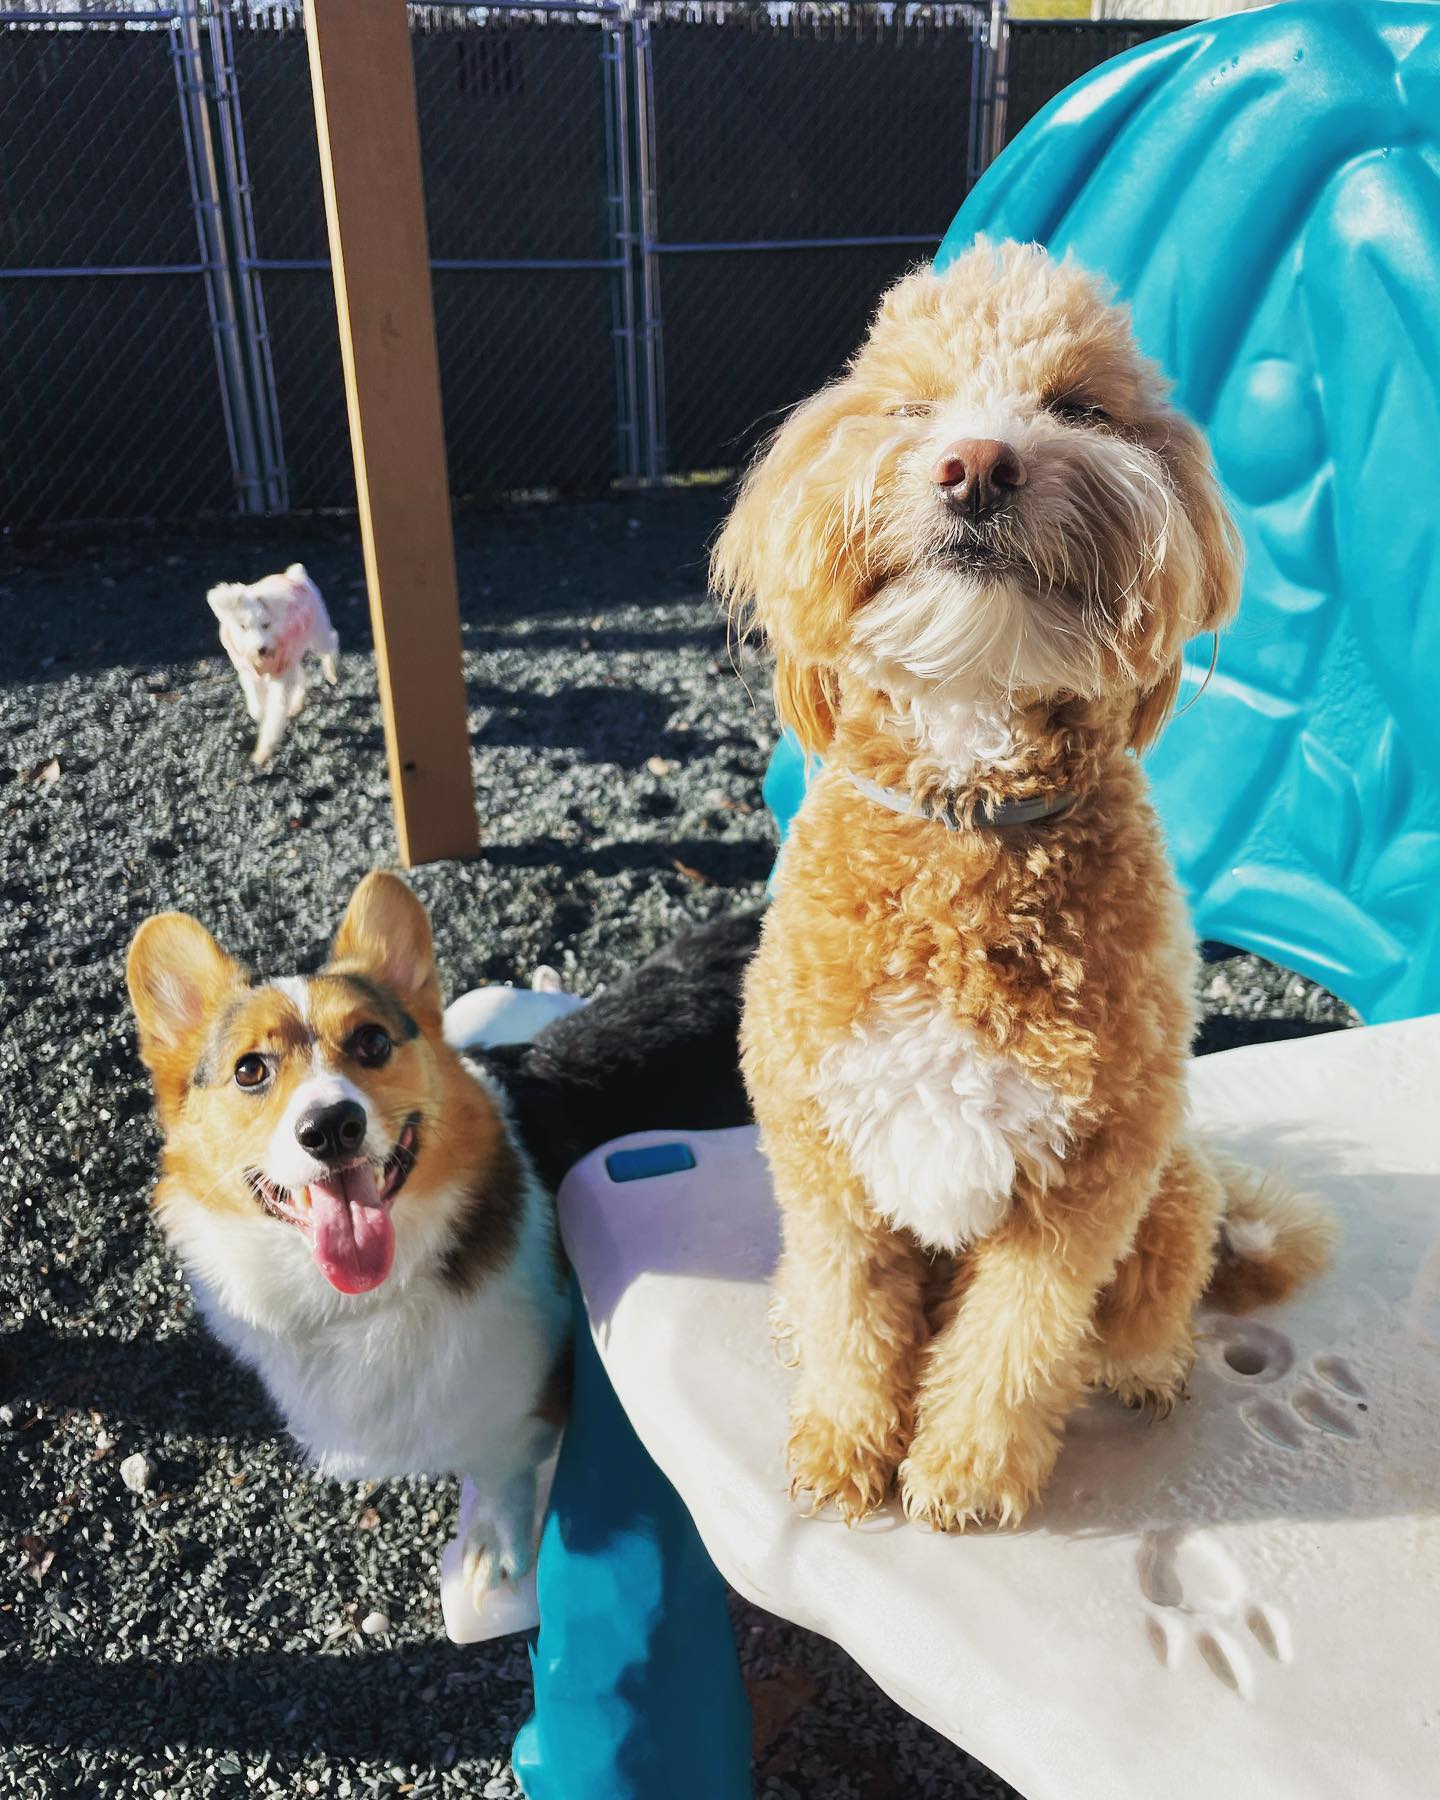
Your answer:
303,0 -> 478,867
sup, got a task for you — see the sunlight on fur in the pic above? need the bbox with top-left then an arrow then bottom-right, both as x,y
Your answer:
718,241 -> 1336,1532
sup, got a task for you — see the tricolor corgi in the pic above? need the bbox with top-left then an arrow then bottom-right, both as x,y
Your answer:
126,871 -> 570,1606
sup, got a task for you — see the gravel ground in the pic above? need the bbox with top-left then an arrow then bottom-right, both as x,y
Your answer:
1,490 -> 1357,1800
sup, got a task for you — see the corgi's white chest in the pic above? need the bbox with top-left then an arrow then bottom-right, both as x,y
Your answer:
168,1160 -> 567,1484
817,989 -> 1074,1252
207,1278 -> 552,1482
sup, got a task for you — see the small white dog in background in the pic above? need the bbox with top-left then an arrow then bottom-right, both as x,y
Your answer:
208,563 -> 340,766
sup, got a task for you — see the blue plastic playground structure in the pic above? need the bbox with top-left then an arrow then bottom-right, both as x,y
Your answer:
520,6 -> 1440,1794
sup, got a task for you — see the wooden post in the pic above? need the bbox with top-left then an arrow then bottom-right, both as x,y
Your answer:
304,0 -> 478,867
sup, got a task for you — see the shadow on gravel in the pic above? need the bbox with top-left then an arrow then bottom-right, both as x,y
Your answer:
461,623 -> 725,655
481,836 -> 775,887
466,682 -> 717,761
1193,1015 -> 1350,1058
3,1645 -> 533,1760
1,1322 -> 278,1446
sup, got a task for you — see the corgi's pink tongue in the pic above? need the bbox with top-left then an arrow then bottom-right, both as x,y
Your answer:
306,1164 -> 395,1294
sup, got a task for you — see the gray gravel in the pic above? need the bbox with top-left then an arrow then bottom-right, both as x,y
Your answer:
1,490 -> 1354,1799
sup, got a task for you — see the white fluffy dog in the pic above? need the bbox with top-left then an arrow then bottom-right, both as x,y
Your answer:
208,564 -> 340,766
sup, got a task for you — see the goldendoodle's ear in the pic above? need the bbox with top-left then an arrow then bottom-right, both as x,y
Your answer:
1128,660 -> 1184,755
1131,411 -> 1243,753
712,387 -> 860,754
773,657 -> 839,756
1162,409 -> 1244,637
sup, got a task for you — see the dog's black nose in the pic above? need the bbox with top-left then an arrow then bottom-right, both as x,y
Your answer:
933,438 -> 1027,518
295,1099 -> 368,1163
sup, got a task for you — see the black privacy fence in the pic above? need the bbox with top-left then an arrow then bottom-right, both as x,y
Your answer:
0,3 -> 1194,529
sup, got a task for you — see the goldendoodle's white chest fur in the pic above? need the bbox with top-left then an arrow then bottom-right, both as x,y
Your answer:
818,991 -> 1073,1251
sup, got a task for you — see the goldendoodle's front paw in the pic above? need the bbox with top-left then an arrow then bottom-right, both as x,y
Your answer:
787,1407 -> 905,1523
1085,1342 -> 1193,1417
899,1420 -> 1056,1532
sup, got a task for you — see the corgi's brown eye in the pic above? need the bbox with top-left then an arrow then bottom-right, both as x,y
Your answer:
234,1054 -> 269,1090
887,401 -> 934,419
353,1025 -> 392,1068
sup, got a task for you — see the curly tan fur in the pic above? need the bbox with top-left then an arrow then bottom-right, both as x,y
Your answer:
716,242 -> 1334,1531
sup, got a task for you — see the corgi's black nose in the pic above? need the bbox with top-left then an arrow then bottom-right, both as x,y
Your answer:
295,1099 -> 367,1163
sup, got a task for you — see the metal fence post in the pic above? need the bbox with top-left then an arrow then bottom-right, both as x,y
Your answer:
171,0 -> 264,513
604,7 -> 641,483
631,3 -> 665,483
983,0 -> 1011,176
205,0 -> 289,512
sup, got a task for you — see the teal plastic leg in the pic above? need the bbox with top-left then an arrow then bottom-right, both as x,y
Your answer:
512,1286 -> 753,1800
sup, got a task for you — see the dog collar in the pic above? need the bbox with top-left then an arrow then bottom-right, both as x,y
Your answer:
842,768 -> 1075,830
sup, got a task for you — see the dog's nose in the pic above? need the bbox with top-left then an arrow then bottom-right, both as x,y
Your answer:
295,1099 -> 368,1163
932,438 -> 1027,516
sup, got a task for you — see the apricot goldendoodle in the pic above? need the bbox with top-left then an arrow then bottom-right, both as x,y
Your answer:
715,242 -> 1334,1532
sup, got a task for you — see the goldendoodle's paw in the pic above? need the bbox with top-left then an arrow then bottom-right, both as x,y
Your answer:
899,1425 -> 1055,1532
1088,1346 -> 1193,1416
1113,1373 -> 1187,1416
787,1409 -> 904,1523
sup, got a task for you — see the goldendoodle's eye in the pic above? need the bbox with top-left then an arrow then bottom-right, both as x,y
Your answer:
234,1053 -> 269,1090
886,401 -> 934,420
1047,396 -> 1112,427
352,1024 -> 392,1068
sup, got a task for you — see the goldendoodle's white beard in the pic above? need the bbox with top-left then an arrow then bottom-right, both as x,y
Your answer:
847,434 -> 1177,707
850,565 -> 1105,706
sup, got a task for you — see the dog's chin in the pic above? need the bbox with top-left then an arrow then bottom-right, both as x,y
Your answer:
851,557 -> 1106,704
931,536 -> 1020,579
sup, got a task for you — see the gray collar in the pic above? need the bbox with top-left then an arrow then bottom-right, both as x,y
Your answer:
842,768 -> 1075,830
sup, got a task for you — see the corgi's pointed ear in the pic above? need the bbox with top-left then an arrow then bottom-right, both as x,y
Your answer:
328,871 -> 441,1020
207,583 -> 242,622
127,914 -> 245,1122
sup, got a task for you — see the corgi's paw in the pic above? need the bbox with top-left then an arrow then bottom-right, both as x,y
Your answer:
461,1506 -> 532,1609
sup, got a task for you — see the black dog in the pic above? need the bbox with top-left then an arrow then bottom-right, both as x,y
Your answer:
474,908 -> 763,1194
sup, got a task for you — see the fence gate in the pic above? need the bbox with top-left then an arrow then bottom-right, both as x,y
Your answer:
9,0 -> 1147,530
631,2 -> 996,480
0,0 -> 268,527
220,0 -> 639,515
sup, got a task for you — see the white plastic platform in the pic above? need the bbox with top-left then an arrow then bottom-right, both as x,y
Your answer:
557,1017 -> 1440,1800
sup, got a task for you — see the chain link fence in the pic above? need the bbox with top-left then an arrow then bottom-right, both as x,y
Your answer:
1,3 -> 1193,531
0,2 -> 262,527
1003,18 -> 1189,143
226,1 -> 634,514
632,2 -> 995,478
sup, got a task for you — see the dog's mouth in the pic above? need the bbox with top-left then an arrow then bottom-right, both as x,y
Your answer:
246,1116 -> 420,1296
932,528 -> 1020,577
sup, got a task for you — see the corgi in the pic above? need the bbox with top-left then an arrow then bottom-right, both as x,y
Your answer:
126,871 -> 570,1606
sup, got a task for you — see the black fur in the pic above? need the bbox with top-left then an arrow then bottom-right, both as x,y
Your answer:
472,909 -> 762,1194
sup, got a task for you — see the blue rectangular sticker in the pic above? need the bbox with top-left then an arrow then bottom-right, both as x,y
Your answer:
605,1142 -> 697,1183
